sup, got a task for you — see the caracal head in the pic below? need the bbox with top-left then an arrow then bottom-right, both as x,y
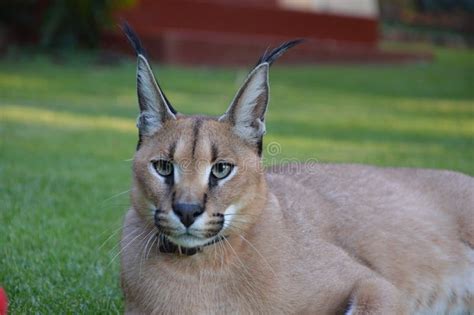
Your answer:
123,23 -> 301,249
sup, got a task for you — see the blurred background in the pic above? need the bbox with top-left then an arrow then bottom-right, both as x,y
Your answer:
0,0 -> 473,313
2,0 -> 473,61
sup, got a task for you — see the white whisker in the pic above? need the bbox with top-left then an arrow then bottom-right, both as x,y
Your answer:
146,236 -> 157,261
102,189 -> 131,203
108,229 -> 147,267
97,222 -> 133,250
139,229 -> 157,277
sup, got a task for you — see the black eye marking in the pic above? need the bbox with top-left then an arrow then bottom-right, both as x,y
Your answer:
171,191 -> 176,205
203,193 -> 208,209
165,174 -> 174,186
209,174 -> 218,189
136,133 -> 143,151
256,137 -> 263,156
168,141 -> 177,160
211,143 -> 218,163
192,118 -> 203,158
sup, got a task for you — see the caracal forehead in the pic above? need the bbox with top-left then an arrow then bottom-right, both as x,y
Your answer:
145,116 -> 242,164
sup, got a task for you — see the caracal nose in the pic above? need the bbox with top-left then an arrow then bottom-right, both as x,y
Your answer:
173,203 -> 204,227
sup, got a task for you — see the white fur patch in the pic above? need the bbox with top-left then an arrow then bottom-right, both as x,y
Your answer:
169,234 -> 214,248
190,211 -> 208,231
223,203 -> 242,229
345,302 -> 355,315
416,247 -> 474,315
201,164 -> 212,186
173,163 -> 182,184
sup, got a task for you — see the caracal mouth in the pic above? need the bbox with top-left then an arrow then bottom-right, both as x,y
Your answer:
167,233 -> 217,248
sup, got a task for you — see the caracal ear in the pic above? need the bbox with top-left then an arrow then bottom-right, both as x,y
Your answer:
219,39 -> 303,153
135,55 -> 176,135
122,22 -> 177,139
219,64 -> 270,146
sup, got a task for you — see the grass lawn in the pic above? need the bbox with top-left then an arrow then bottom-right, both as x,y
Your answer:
1,45 -> 473,313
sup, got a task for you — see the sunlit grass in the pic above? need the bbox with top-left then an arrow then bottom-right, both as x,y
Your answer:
1,105 -> 135,133
0,45 -> 473,313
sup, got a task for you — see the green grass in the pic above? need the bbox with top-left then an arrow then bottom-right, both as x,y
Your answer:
1,45 -> 473,313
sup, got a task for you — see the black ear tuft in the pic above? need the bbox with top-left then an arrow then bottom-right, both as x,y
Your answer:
256,39 -> 304,67
122,22 -> 147,57
122,22 -> 178,116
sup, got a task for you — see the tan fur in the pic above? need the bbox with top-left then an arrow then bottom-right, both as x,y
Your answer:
121,114 -> 474,314
119,32 -> 474,314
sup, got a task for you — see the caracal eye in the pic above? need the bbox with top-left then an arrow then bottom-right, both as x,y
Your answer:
211,162 -> 233,180
153,160 -> 173,177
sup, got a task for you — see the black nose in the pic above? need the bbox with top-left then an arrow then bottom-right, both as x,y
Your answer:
173,203 -> 204,227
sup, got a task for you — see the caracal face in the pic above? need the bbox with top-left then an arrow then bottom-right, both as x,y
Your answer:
132,116 -> 265,249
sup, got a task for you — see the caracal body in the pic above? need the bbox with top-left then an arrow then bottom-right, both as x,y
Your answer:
119,24 -> 474,314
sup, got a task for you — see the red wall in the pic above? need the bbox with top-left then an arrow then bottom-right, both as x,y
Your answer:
115,0 -> 378,46
102,0 -> 432,65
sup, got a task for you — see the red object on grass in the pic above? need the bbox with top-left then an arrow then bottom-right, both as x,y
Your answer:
0,287 -> 7,315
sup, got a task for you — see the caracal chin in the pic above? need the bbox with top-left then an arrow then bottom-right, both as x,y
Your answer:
119,23 -> 474,315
